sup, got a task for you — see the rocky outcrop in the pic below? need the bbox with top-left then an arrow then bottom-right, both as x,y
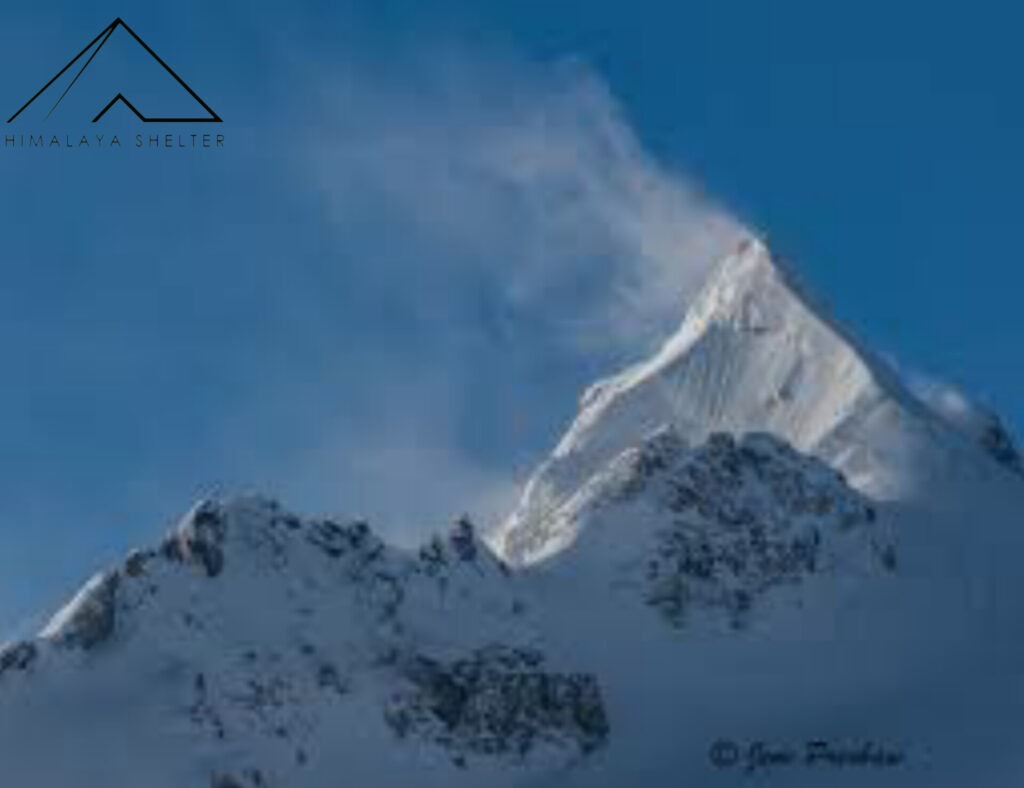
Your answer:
978,419 -> 1023,475
612,429 -> 894,627
42,570 -> 120,650
384,645 -> 608,765
0,642 -> 38,680
163,499 -> 230,577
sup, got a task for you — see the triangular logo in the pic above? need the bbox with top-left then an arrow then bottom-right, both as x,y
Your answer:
8,18 -> 222,123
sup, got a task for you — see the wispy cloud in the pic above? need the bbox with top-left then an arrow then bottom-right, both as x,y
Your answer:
248,49 -> 753,536
307,53 -> 747,355
903,368 -> 1017,451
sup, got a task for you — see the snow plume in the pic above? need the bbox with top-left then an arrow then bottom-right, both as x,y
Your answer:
912,378 -> 990,433
226,50 -> 751,538
307,53 -> 747,355
905,372 -> 1022,472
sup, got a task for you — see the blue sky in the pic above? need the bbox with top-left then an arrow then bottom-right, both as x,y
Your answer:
0,0 -> 1020,634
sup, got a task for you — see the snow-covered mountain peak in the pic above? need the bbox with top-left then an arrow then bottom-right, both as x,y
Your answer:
673,236 -> 796,330
578,236 -> 914,434
499,238 -> 1016,567
631,237 -> 811,353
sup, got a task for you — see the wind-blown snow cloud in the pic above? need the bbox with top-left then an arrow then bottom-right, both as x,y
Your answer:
905,370 -> 1019,452
243,51 -> 753,538
40,50 -> 749,552
306,54 -> 747,355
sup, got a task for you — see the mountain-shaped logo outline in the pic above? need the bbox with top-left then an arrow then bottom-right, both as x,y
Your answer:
7,17 -> 223,124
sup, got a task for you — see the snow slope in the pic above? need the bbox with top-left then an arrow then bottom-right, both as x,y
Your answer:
498,237 -> 1019,565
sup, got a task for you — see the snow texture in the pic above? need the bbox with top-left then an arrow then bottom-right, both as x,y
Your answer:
499,237 -> 1017,564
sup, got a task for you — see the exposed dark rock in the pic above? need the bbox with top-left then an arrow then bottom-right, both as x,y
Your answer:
48,571 -> 120,650
316,663 -> 348,696
160,500 -> 229,577
275,513 -> 302,531
416,518 -> 513,590
124,549 -> 155,578
306,519 -> 376,561
615,429 -> 893,628
449,516 -> 478,562
160,534 -> 185,562
0,641 -> 38,679
211,770 -> 266,788
385,645 -> 608,762
178,501 -> 228,578
417,536 -> 449,577
979,420 -> 1023,475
